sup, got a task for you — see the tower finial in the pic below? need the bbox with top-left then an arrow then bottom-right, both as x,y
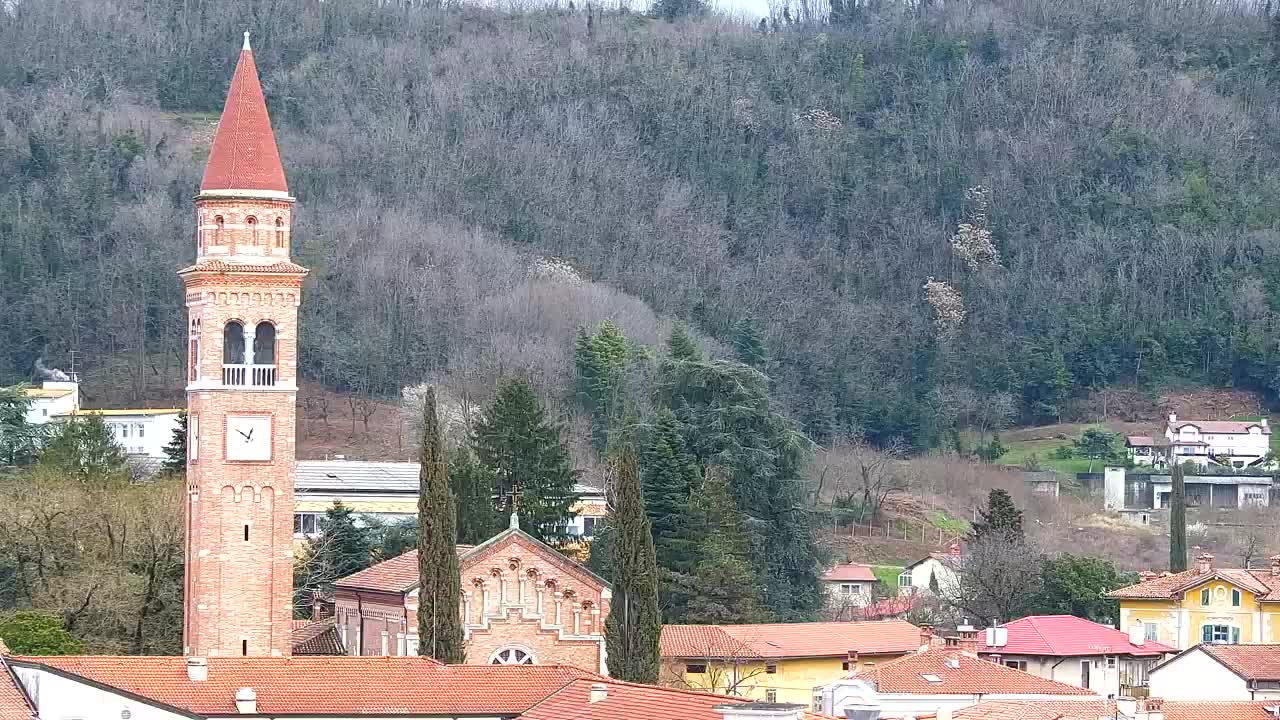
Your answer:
243,30 -> 251,51
509,511 -> 520,530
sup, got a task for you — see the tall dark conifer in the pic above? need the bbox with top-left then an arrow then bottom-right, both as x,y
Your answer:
970,488 -> 1024,541
416,387 -> 465,663
449,447 -> 498,545
1170,463 -> 1188,572
604,446 -> 661,682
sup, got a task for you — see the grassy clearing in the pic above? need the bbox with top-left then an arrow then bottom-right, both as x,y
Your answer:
996,436 -> 1097,474
870,565 -> 904,588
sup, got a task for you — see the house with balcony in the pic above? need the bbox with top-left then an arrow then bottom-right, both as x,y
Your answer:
1127,414 -> 1273,470
976,615 -> 1174,697
1108,554 -> 1280,651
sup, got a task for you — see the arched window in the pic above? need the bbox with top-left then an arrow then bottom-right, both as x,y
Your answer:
214,216 -> 225,244
490,647 -> 535,665
253,322 -> 276,365
245,216 -> 257,245
223,321 -> 245,364
275,217 -> 285,248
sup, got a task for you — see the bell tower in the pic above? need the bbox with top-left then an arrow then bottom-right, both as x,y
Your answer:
181,33 -> 304,657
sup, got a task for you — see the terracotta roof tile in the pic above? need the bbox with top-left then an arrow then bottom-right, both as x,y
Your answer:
1170,420 -> 1270,435
855,648 -> 1093,695
200,43 -> 288,194
334,546 -> 471,593
14,656 -> 590,715
977,615 -> 1173,658
1107,567 -> 1280,600
0,660 -> 32,720
953,700 -> 1280,720
519,677 -> 836,720
178,259 -> 308,275
820,563 -> 878,582
1196,644 -> 1280,681
290,618 -> 344,656
661,620 -> 921,660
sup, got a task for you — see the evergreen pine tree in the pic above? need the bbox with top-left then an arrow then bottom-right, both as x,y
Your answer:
449,447 -> 498,545
666,322 -> 701,361
970,488 -> 1024,541
162,412 -> 187,473
416,387 -> 466,663
681,467 -> 769,624
641,410 -> 699,574
39,414 -> 128,487
731,317 -> 768,369
293,502 -> 374,618
574,321 -> 630,450
472,380 -> 579,543
1170,463 -> 1188,572
0,384 -> 44,466
604,446 -> 661,683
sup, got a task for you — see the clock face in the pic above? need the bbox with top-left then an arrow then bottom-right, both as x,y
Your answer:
225,415 -> 272,461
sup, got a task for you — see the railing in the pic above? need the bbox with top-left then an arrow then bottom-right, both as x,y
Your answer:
222,364 -> 276,387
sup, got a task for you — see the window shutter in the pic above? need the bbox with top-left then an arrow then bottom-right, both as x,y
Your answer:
1201,589 -> 1210,605
1202,625 -> 1213,643
1232,627 -> 1241,644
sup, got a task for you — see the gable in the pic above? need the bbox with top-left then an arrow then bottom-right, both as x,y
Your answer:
459,530 -> 609,596
1181,577 -> 1258,607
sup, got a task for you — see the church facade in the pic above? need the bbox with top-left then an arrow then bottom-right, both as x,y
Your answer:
333,517 -> 612,673
180,33 -> 304,657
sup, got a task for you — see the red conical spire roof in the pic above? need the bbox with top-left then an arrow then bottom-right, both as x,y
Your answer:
200,33 -> 288,195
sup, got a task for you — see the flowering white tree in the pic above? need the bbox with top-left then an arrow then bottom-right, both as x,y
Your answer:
950,185 -> 1000,271
923,277 -> 966,338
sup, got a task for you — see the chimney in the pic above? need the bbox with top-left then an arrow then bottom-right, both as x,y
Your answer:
1137,697 -> 1164,720
956,622 -> 978,653
1271,555 -> 1280,577
1138,571 -> 1158,581
1128,623 -> 1146,647
1196,553 -> 1214,575
1263,418 -> 1269,428
714,702 -> 806,720
311,590 -> 325,621
919,624 -> 933,650
186,657 -> 208,682
989,653 -> 1001,666
588,683 -> 608,704
1169,412 -> 1177,425
235,687 -> 257,714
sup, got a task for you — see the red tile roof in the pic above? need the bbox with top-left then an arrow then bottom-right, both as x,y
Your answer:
200,40 -> 288,195
1194,644 -> 1280,681
855,648 -> 1093,696
14,656 -> 594,715
335,546 -> 472,593
1107,567 -> 1280,600
178,259 -> 309,275
0,660 -> 32,720
290,618 -> 344,656
953,700 -> 1280,720
519,677 -> 835,720
977,615 -> 1173,658
821,563 -> 878,582
1170,420 -> 1270,435
1125,435 -> 1155,447
661,620 -> 921,660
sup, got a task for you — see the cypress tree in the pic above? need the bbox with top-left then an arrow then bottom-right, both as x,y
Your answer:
472,380 -> 579,543
641,410 -> 698,574
666,322 -> 701,361
970,488 -> 1024,541
449,447 -> 498,545
416,387 -> 466,663
1170,463 -> 1188,572
604,446 -> 661,682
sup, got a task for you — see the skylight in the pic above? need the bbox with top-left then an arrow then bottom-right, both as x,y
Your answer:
921,674 -> 943,684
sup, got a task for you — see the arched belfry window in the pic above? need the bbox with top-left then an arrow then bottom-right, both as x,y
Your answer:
245,216 -> 257,245
223,321 -> 246,364
253,322 -> 276,365
214,216 -> 225,244
275,217 -> 285,248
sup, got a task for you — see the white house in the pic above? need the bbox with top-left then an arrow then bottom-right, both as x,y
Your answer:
1148,643 -> 1280,702
811,641 -> 1097,720
22,380 -> 80,424
819,562 -> 877,607
57,408 -> 184,459
1163,414 -> 1271,469
897,546 -> 961,597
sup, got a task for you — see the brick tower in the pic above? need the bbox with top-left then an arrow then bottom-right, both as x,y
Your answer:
180,33 -> 304,657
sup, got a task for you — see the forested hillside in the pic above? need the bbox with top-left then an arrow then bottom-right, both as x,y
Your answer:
4,0 -> 1280,448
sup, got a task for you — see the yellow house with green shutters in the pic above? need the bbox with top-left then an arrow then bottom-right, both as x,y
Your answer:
658,620 -> 922,704
1107,553 -> 1280,650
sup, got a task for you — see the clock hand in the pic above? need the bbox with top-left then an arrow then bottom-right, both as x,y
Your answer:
236,428 -> 250,441
245,428 -> 254,441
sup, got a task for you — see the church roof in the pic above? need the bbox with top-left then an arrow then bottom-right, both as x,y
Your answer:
200,34 -> 289,196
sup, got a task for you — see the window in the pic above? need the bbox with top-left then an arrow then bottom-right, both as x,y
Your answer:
765,664 -> 777,674
1003,660 -> 1027,671
294,513 -> 321,536
1202,625 -> 1240,644
243,524 -> 250,542
1233,589 -> 1242,607
241,640 -> 248,656
245,216 -> 257,244
765,689 -> 777,702
1144,623 -> 1158,642
189,338 -> 200,382
898,571 -> 913,588
685,664 -> 707,674
275,217 -> 285,247
840,583 -> 859,595
1106,657 -> 1117,669
253,322 -> 276,365
841,661 -> 851,671
224,321 -> 246,364
214,216 -> 225,243
120,423 -> 131,439
582,516 -> 598,538
1201,588 -> 1210,606
136,423 -> 144,438
490,647 -> 534,665
921,674 -> 942,684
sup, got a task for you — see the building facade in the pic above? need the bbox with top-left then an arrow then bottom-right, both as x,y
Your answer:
1126,414 -> 1273,470
63,408 -> 183,459
180,34 -> 303,658
1148,644 -> 1280,702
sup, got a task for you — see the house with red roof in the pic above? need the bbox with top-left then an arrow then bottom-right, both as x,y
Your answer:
811,628 -> 1099,720
333,513 -> 610,673
660,620 -> 922,705
1126,413 -> 1274,470
976,615 -> 1174,697
0,652 -> 839,720
819,562 -> 878,607
949,697 -> 1280,720
1148,643 -> 1280,702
